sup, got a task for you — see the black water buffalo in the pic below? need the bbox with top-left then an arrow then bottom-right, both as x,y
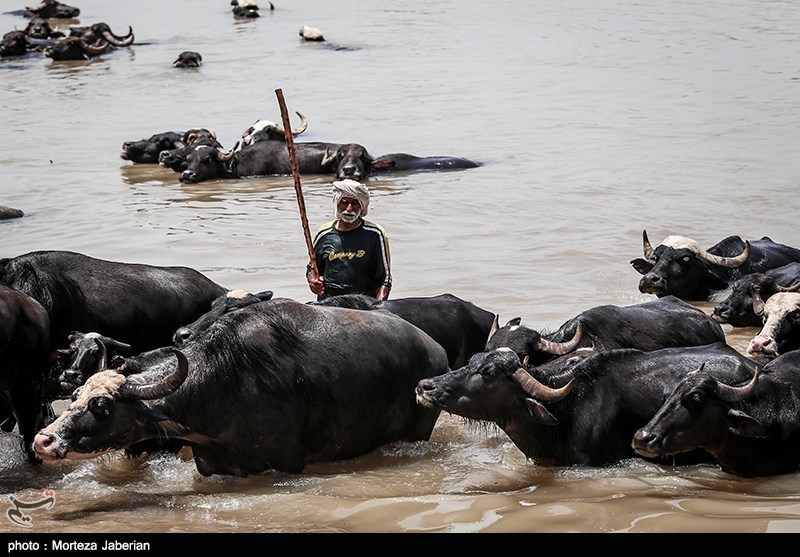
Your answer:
0,30 -> 34,57
121,131 -> 184,163
746,291 -> 800,358
0,206 -> 24,220
23,17 -> 65,40
33,298 -> 450,476
0,250 -> 228,368
121,128 -> 216,164
158,137 -> 224,172
486,295 -> 724,367
43,35 -> 110,61
630,230 -> 800,301
173,51 -> 202,68
179,141 -> 374,183
416,342 -> 762,467
371,153 -> 481,172
312,293 -> 496,370
69,23 -> 134,48
0,285 -> 50,463
173,288 -> 274,345
56,331 -> 132,392
711,263 -> 800,328
23,0 -> 79,19
632,349 -> 800,477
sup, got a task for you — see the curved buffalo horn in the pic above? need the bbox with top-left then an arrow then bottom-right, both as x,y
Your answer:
642,229 -> 655,260
95,335 -> 131,351
715,369 -> 759,402
536,323 -> 583,355
698,240 -> 750,268
117,349 -> 189,400
95,339 -> 107,372
291,111 -> 308,136
777,280 -> 800,293
512,368 -> 574,402
80,38 -> 110,56
750,285 -> 766,316
100,25 -> 134,47
486,314 -> 500,345
215,142 -> 239,162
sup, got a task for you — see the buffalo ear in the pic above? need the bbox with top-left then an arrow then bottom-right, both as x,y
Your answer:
371,159 -> 395,171
505,317 -> 522,327
726,409 -> 768,438
524,398 -> 558,425
630,258 -> 654,275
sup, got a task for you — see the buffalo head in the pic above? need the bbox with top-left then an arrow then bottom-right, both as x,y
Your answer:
632,365 -> 761,464
485,316 -> 584,366
173,51 -> 202,68
44,36 -> 110,61
415,347 -> 574,426
33,349 -> 190,462
56,331 -> 132,393
630,230 -> 750,300
179,143 -> 239,183
121,131 -> 186,163
747,290 -> 800,358
173,289 -> 273,346
71,23 -> 134,48
0,31 -> 32,57
322,143 -> 375,180
241,112 -> 308,145
25,0 -> 80,19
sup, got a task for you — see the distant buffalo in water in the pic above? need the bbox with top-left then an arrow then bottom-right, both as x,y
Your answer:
0,206 -> 24,220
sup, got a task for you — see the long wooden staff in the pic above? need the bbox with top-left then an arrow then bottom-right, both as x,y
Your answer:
275,88 -> 318,277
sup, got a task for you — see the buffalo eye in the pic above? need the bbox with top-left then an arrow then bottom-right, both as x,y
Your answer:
681,255 -> 692,264
88,396 -> 113,418
683,391 -> 705,411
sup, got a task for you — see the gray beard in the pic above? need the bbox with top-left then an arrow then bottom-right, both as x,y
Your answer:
340,210 -> 360,223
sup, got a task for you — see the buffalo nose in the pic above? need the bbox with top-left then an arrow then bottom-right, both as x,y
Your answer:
180,171 -> 197,183
747,335 -> 775,356
33,433 -> 53,455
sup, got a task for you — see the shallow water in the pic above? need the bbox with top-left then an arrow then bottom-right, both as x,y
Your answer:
1,0 -> 800,534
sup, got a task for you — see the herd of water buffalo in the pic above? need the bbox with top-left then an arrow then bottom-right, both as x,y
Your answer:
1,1 -> 135,61
0,229 -> 798,478
120,113 -> 481,184
5,1 -> 800,481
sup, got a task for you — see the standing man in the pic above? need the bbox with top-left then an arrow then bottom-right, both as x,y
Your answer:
306,179 -> 392,301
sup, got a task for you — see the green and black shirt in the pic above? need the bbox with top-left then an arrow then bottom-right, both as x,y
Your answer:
307,219 -> 392,300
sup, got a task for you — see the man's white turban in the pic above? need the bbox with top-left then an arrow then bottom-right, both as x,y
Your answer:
332,179 -> 370,219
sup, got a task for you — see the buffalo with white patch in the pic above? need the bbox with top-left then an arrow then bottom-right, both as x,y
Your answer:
34,298 -> 449,476
630,230 -> 800,301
